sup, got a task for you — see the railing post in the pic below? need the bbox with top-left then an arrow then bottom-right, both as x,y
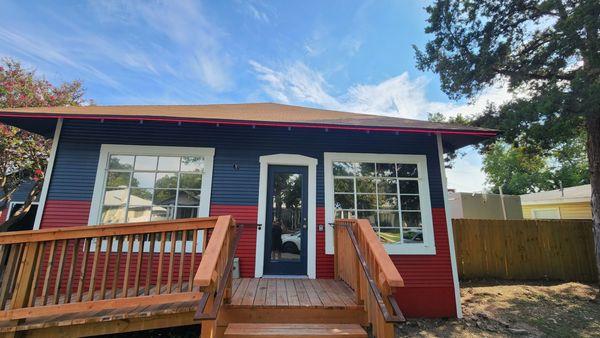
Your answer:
10,242 -> 40,310
333,223 -> 339,280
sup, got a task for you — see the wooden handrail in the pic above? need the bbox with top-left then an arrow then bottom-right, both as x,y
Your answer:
334,219 -> 405,338
192,215 -> 238,338
353,220 -> 404,288
195,224 -> 243,320
194,215 -> 234,287
0,217 -> 220,244
0,216 -> 225,328
342,222 -> 405,322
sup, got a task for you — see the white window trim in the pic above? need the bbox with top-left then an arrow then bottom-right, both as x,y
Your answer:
324,152 -> 436,255
5,201 -> 40,221
88,144 -> 215,253
531,207 -> 561,219
255,154 -> 317,279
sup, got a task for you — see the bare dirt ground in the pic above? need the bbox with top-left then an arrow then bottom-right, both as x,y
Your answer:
107,281 -> 599,337
396,281 -> 600,337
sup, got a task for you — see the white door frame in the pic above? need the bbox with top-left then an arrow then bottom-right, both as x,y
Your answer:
255,154 -> 317,278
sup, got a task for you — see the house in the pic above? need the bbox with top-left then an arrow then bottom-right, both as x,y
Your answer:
0,179 -> 39,231
521,184 -> 592,219
0,103 -> 496,336
449,191 -> 523,220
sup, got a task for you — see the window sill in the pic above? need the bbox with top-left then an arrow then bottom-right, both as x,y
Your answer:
384,243 -> 436,255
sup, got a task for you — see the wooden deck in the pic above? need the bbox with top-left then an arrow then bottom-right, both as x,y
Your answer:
229,278 -> 360,309
0,216 -> 405,337
0,278 -> 361,337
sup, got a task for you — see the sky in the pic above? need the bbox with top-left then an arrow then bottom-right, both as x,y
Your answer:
0,0 -> 517,192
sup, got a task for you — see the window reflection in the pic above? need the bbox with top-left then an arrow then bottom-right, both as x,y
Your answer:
100,154 -> 204,224
270,173 -> 303,262
332,161 -> 423,244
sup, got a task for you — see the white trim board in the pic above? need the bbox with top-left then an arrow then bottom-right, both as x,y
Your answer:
33,118 -> 63,230
255,154 -> 317,279
437,134 -> 462,319
323,152 -> 436,255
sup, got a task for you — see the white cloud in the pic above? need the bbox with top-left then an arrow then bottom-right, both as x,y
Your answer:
89,0 -> 233,91
250,60 -> 516,120
249,60 -> 517,192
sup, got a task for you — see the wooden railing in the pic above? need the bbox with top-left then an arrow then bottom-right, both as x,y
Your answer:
0,216 -> 224,327
193,215 -> 239,338
334,219 -> 405,338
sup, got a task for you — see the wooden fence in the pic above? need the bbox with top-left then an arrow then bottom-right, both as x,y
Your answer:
452,219 -> 598,282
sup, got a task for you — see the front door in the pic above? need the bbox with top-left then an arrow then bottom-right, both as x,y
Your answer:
263,165 -> 308,275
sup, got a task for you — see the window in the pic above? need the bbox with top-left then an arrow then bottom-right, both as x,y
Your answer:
89,145 -> 214,226
325,153 -> 435,255
532,208 -> 560,219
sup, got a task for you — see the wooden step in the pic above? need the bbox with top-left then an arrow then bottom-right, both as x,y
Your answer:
223,323 -> 368,338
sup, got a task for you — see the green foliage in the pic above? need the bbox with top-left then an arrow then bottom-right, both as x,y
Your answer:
484,142 -> 552,194
0,58 -> 87,229
416,0 -> 598,192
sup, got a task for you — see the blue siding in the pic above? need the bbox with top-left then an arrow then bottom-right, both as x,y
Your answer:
48,120 -> 444,208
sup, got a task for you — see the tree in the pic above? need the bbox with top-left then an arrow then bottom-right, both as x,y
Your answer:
0,58 -> 86,231
430,113 -> 589,193
415,0 -> 600,293
483,142 -> 554,194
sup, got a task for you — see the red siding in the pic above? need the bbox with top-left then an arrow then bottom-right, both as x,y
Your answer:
211,204 -> 258,277
40,200 -> 91,229
316,207 -> 333,278
391,208 -> 456,317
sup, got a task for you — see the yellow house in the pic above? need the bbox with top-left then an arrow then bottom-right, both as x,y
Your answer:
521,184 -> 592,219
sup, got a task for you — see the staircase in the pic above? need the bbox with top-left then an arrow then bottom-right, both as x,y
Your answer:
223,323 -> 367,337
195,218 -> 405,337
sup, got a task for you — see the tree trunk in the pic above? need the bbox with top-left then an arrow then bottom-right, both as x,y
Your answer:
586,114 -> 600,298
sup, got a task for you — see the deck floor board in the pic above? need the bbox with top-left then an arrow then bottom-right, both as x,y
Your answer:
229,278 -> 358,309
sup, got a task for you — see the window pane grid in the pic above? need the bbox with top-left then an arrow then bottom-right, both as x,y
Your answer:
333,161 -> 423,244
101,154 -> 203,224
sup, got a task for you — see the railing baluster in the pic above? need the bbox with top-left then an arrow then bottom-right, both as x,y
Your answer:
76,238 -> 91,302
122,234 -> 134,298
177,230 -> 187,292
167,231 -> 176,294
53,239 -> 68,305
111,236 -> 124,299
41,241 -> 56,306
0,244 -> 17,309
87,237 -> 101,301
145,233 -> 156,296
133,234 -> 144,297
100,236 -> 113,300
156,232 -> 167,295
65,238 -> 80,303
188,229 -> 198,291
27,242 -> 45,307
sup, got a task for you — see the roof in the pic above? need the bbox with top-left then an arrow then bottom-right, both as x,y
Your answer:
0,103 -> 497,150
520,184 -> 591,205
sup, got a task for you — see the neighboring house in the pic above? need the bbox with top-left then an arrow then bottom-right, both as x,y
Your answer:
0,179 -> 39,231
0,103 -> 496,318
449,191 -> 523,220
521,184 -> 592,219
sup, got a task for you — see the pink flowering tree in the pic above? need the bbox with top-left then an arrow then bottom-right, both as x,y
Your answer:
0,58 -> 87,231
